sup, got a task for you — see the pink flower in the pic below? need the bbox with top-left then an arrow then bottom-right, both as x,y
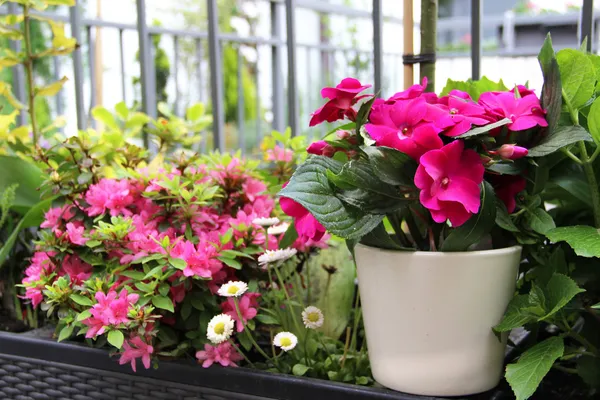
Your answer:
415,140 -> 485,227
169,283 -> 186,304
170,239 -> 222,279
478,92 -> 548,131
490,144 -> 529,160
83,288 -> 139,337
511,85 -> 535,98
60,255 -> 92,284
24,287 -> 44,308
221,293 -> 260,332
427,97 -> 490,137
385,77 -> 428,102
492,175 -> 527,213
119,336 -> 154,372
196,342 -> 244,368
266,146 -> 294,163
310,78 -> 371,126
280,184 -> 326,242
85,179 -> 135,217
307,141 -> 335,157
242,178 -> 267,202
41,205 -> 75,234
65,222 -> 88,245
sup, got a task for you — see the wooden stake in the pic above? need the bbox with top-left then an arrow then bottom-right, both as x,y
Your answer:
95,0 -> 103,108
403,0 -> 414,89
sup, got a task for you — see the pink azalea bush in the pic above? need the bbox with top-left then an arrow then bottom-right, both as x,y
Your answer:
281,76 -> 551,252
22,151 -> 329,372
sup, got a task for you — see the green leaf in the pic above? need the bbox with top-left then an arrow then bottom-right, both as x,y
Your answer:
494,295 -> 535,332
115,102 -> 129,119
537,34 -> 555,77
36,76 -> 68,97
125,113 -> 150,129
456,118 -> 512,138
546,225 -> 600,258
120,270 -> 145,279
69,294 -> 93,306
525,208 -> 556,235
186,103 -> 205,121
292,364 -> 310,376
168,257 -> 187,270
0,155 -> 44,213
0,198 -> 53,267
538,36 -> 562,134
362,146 -> 417,185
327,159 -> 411,214
577,355 -> 600,388
107,330 -> 125,349
76,309 -> 92,322
527,126 -> 592,157
506,337 -> 564,400
279,156 -> 384,240
255,314 -> 280,325
279,222 -> 298,249
541,273 -> 585,321
218,256 -> 242,270
57,325 -> 74,342
152,295 -> 174,313
354,96 -> 376,136
495,200 -> 519,232
359,222 -> 410,250
143,265 -> 165,280
441,182 -> 496,252
91,106 -> 119,130
557,49 -> 595,110
587,97 -> 600,144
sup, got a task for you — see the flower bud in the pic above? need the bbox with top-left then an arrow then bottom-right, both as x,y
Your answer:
493,144 -> 528,160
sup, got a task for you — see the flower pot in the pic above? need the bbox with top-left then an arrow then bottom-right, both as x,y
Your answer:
354,244 -> 521,397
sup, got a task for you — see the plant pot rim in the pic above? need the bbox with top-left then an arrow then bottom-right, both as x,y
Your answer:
355,244 -> 522,258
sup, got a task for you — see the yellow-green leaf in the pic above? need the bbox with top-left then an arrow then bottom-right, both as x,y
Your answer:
0,82 -> 26,109
0,23 -> 23,40
36,76 -> 68,97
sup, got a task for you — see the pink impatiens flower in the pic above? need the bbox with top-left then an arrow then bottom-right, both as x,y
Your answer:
196,342 -> 244,368
428,96 -> 490,137
478,92 -> 548,131
310,78 -> 371,126
415,140 -> 485,227
365,97 -> 443,160
490,144 -> 529,160
119,336 -> 154,372
280,183 -> 326,242
492,175 -> 527,213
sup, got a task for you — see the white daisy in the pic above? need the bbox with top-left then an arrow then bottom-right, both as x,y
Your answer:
258,248 -> 297,266
252,217 -> 280,227
267,222 -> 290,235
206,314 -> 235,344
301,306 -> 324,329
217,281 -> 248,297
273,332 -> 298,352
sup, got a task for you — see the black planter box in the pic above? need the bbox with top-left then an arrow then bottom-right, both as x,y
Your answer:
0,331 -> 515,400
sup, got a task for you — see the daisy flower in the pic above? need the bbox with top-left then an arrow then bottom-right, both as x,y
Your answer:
217,281 -> 248,298
273,332 -> 298,352
267,222 -> 290,235
258,248 -> 297,266
252,217 -> 280,227
207,314 -> 235,344
301,306 -> 324,329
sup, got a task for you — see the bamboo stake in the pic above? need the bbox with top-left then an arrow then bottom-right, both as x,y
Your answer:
420,0 -> 437,92
403,0 -> 414,89
95,0 -> 103,108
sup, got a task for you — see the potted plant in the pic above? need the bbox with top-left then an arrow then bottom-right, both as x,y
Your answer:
278,43 -> 567,396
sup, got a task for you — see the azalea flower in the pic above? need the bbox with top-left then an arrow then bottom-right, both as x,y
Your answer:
258,248 -> 297,266
252,217 -> 280,227
196,342 -> 244,368
265,146 -> 294,163
65,222 -> 88,246
273,332 -> 298,352
119,336 -> 154,372
310,78 -> 371,126
60,254 -> 92,284
207,314 -> 235,344
221,293 -> 260,332
478,92 -> 548,131
85,178 -> 135,217
302,306 -> 324,329
217,281 -> 248,297
267,222 -> 290,235
415,140 -> 485,227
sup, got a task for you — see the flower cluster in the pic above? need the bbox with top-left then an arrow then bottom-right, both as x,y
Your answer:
21,153 -> 329,372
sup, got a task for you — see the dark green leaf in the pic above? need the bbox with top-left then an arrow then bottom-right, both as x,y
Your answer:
70,294 -> 93,306
292,364 -> 310,376
218,257 -> 242,270
541,273 -> 585,321
120,270 -> 145,280
577,356 -> 600,388
537,34 -> 555,77
441,182 -> 496,251
538,37 -> 562,134
279,156 -> 384,240
255,314 -> 280,325
359,222 -> 411,250
143,265 -> 165,280
546,225 -> 600,257
152,295 -> 174,313
456,118 -> 512,138
487,161 -> 526,176
527,126 -> 592,157
525,208 -> 556,235
495,200 -> 519,232
506,337 -> 564,400
107,330 -> 125,349
354,96 -> 376,136
279,221 -> 298,249
529,158 -> 550,195
362,146 -> 417,185
494,295 -> 535,332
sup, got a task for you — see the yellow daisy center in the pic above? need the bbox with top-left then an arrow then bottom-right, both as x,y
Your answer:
280,337 -> 292,347
214,322 -> 225,335
227,285 -> 240,295
307,312 -> 320,323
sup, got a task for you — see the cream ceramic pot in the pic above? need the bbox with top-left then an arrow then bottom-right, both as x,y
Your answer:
354,244 -> 521,396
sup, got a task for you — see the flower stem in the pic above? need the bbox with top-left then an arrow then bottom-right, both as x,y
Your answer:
228,339 -> 255,368
273,265 -> 303,334
233,298 -> 272,361
349,291 -> 362,353
22,4 -> 39,148
578,142 -> 600,228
